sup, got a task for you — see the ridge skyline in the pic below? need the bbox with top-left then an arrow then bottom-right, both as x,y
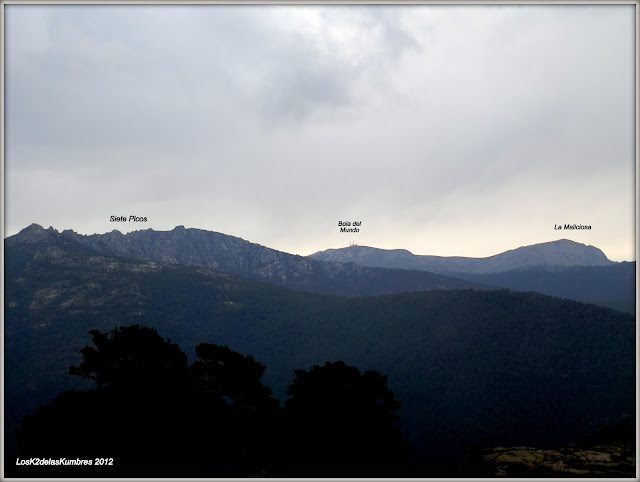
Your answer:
8,222 -> 632,264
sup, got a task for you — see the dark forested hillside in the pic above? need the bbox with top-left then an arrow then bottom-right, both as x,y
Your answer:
5,230 -> 635,470
455,262 -> 636,313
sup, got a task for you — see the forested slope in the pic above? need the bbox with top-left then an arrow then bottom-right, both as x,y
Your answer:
5,236 -> 634,463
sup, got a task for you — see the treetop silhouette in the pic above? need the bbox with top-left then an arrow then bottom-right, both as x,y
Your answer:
283,360 -> 407,477
190,343 -> 278,410
69,325 -> 188,394
12,325 -> 407,477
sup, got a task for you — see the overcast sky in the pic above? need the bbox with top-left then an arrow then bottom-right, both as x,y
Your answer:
4,4 -> 636,261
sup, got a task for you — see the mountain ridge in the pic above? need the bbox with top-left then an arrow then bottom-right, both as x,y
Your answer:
8,224 -> 631,308
6,224 -> 487,297
10,224 -> 616,269
309,239 -> 615,275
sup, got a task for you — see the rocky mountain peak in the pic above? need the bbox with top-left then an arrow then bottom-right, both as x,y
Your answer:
496,239 -> 613,268
6,223 -> 59,246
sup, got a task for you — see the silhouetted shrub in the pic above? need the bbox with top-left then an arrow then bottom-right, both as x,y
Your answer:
283,360 -> 408,477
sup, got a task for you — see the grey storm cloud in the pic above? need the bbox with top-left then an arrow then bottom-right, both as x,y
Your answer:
6,6 -> 418,158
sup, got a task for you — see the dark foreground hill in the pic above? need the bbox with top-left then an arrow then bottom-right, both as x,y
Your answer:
5,231 -> 635,472
8,224 -> 485,296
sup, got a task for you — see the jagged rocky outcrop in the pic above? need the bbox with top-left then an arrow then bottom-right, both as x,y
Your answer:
473,443 -> 635,477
